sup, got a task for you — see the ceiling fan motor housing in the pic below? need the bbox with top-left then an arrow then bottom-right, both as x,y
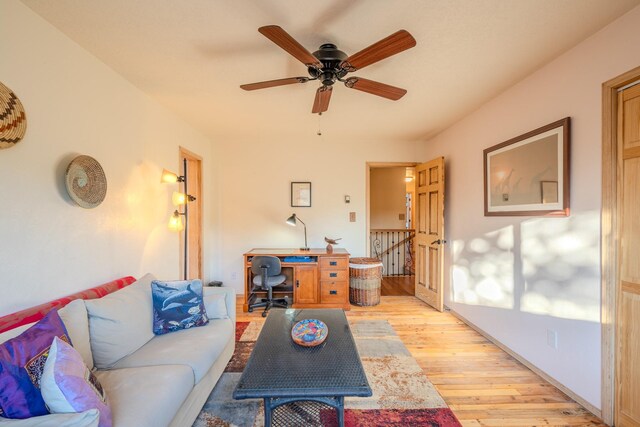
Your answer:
309,43 -> 348,86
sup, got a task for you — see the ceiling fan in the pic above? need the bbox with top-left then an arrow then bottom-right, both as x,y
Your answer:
240,26 -> 416,114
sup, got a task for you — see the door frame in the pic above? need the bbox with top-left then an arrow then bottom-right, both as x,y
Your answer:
179,146 -> 203,280
601,64 -> 640,426
365,162 -> 418,257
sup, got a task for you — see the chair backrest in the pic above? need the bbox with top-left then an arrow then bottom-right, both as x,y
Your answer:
251,256 -> 281,276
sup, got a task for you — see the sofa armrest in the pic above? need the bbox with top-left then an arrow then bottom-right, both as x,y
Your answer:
203,286 -> 236,324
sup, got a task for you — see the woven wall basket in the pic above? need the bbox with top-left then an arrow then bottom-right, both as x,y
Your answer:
65,155 -> 107,209
0,82 -> 27,149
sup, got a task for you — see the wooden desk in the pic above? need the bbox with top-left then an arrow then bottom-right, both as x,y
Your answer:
243,248 -> 350,312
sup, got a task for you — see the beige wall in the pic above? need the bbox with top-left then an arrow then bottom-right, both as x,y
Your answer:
370,167 -> 407,229
0,2 -> 218,315
418,4 -> 640,410
217,137 -> 418,290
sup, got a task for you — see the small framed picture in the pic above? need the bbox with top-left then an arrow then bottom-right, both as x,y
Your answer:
291,182 -> 311,207
541,181 -> 559,204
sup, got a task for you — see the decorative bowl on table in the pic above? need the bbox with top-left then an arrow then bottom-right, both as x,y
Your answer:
291,319 -> 328,347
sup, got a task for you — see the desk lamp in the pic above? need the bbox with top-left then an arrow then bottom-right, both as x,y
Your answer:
286,214 -> 310,251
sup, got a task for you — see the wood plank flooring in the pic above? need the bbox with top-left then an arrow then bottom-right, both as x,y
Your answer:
236,296 -> 605,426
381,275 -> 415,296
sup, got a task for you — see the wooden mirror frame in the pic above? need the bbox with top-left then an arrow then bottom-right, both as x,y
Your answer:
483,117 -> 570,217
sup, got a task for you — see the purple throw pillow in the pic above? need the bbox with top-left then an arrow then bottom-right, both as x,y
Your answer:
0,310 -> 72,419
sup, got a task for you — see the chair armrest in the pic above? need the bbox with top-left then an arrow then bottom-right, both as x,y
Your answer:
203,286 -> 236,324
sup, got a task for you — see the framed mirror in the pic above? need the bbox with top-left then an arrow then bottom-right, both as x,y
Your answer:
483,117 -> 570,216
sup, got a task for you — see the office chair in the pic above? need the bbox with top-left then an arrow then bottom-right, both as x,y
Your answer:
248,256 -> 289,317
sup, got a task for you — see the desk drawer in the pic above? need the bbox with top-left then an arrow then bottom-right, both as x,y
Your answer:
320,257 -> 348,270
320,269 -> 348,281
320,281 -> 348,303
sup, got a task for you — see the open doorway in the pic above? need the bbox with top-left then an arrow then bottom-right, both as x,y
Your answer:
367,162 -> 417,296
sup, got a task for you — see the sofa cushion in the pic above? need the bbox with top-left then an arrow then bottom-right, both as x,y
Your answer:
151,280 -> 208,335
203,292 -> 228,319
58,300 -> 93,371
1,302 -> 94,373
0,311 -> 72,419
112,317 -> 233,384
85,274 -> 155,369
0,409 -> 99,427
202,286 -> 236,324
94,365 -> 193,427
41,338 -> 111,427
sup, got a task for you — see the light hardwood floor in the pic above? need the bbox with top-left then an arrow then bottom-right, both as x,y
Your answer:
236,296 -> 605,426
381,275 -> 415,296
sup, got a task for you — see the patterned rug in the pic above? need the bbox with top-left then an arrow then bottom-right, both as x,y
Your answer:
194,319 -> 460,427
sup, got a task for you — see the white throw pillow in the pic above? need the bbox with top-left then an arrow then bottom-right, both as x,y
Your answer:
203,292 -> 228,319
58,299 -> 94,370
41,338 -> 111,427
85,274 -> 155,369
0,409 -> 99,427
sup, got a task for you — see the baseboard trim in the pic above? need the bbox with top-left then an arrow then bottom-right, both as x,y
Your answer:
447,308 -> 603,421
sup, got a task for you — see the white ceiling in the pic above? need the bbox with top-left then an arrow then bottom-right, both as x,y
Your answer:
22,0 -> 640,142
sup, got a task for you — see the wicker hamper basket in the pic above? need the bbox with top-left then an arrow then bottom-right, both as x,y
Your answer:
349,257 -> 383,306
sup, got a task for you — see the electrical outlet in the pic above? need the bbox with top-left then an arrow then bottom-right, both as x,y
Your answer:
349,212 -> 356,222
230,272 -> 238,281
547,329 -> 558,349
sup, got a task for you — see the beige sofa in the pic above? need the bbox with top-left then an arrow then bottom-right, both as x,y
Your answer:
0,275 -> 236,427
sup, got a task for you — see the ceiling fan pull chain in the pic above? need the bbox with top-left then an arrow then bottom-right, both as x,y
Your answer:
317,112 -> 322,136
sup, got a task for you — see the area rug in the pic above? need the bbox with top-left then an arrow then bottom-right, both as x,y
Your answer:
194,319 -> 460,427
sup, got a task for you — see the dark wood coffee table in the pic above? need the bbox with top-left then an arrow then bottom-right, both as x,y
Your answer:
233,309 -> 372,426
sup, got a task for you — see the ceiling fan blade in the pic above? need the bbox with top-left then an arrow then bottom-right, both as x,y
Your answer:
312,86 -> 332,114
341,30 -> 416,71
258,25 -> 322,67
240,77 -> 309,91
345,77 -> 407,100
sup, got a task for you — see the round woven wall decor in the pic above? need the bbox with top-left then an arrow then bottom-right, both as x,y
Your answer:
65,155 -> 107,208
0,82 -> 27,149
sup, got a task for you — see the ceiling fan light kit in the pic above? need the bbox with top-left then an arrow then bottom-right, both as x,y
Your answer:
241,25 -> 416,114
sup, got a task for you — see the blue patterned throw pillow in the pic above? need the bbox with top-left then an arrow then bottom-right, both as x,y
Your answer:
151,280 -> 209,335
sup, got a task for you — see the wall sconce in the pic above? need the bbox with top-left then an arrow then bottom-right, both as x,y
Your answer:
161,168 -> 185,184
172,192 -> 196,206
162,161 -> 195,280
168,210 -> 184,232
